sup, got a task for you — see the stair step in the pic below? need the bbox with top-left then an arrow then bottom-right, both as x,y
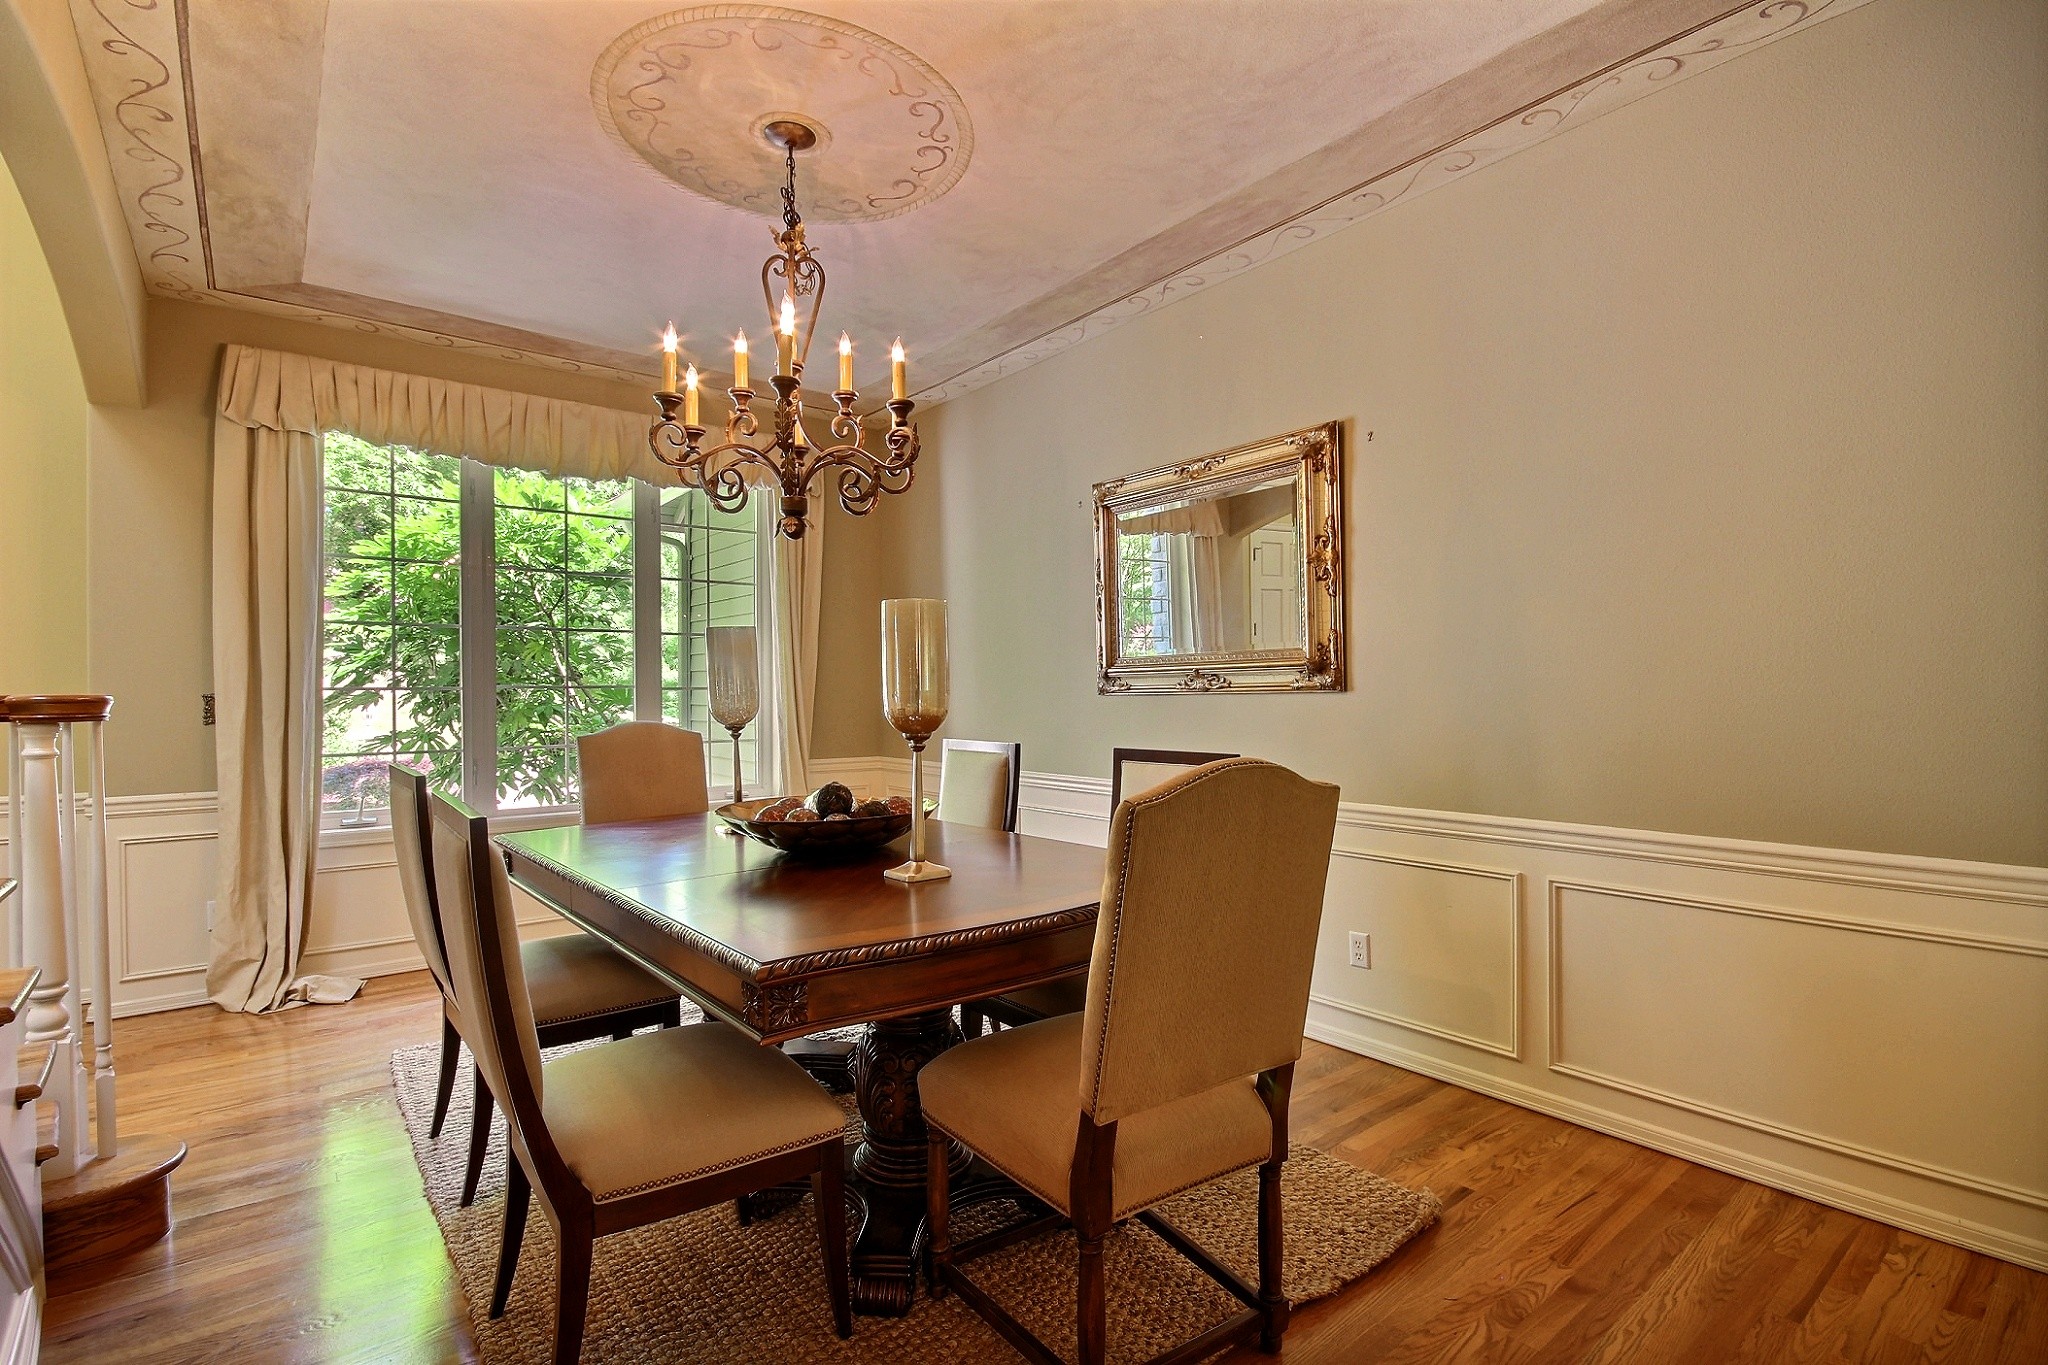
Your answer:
34,1142 -> 57,1167
16,1042 -> 55,1108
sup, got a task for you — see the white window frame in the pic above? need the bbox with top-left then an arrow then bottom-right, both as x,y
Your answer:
318,439 -> 767,842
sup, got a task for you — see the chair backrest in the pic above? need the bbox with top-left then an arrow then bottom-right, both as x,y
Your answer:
1109,747 -> 1238,809
1079,759 -> 1339,1125
428,791 -> 551,1169
935,739 -> 1022,832
389,764 -> 454,1004
576,721 -> 711,824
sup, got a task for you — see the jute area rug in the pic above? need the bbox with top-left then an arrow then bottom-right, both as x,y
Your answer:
390,1030 -> 1438,1364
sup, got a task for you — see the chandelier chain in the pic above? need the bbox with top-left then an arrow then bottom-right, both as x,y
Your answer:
780,144 -> 800,234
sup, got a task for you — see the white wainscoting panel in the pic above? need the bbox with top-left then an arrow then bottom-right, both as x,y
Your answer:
63,768 -> 2048,1271
9,794 -> 580,1019
1317,851 -> 1521,1059
801,755 -> 2048,1271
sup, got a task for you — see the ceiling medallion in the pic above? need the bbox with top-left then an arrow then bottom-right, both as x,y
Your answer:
649,121 -> 920,540
591,5 -> 973,225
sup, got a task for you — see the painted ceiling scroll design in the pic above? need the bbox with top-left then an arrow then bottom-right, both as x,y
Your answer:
590,5 -> 973,224
60,0 -> 1866,400
916,0 -> 1865,403
72,0 -> 206,295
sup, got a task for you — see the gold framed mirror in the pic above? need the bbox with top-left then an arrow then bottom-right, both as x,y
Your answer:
1094,420 -> 1345,694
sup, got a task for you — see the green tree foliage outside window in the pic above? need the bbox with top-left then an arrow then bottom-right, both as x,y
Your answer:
320,433 -> 730,817
1117,531 -> 1173,656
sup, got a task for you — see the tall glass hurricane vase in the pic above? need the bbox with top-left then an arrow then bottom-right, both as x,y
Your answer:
708,626 -> 760,834
881,598 -> 950,883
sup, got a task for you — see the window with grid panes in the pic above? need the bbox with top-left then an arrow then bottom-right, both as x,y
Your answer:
659,487 -> 762,800
1116,531 -> 1175,656
318,432 -> 763,823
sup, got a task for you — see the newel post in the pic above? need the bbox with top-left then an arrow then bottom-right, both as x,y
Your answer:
3,695 -> 117,1176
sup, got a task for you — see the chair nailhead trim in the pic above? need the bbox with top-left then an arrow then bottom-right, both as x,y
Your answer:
534,994 -> 679,1028
590,1127 -> 840,1204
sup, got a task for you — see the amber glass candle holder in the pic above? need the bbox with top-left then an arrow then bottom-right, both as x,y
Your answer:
881,598 -> 949,883
708,626 -> 760,834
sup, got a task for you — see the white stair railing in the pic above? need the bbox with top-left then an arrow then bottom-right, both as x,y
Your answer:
4,695 -> 116,1178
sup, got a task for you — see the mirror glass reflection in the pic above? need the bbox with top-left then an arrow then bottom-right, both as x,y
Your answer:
1113,470 -> 1304,659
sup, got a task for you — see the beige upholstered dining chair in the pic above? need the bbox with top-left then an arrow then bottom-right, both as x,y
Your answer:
391,766 -> 682,1208
921,758 -> 1339,1365
962,746 -> 1238,1038
935,738 -> 1022,832
575,720 -> 711,824
428,790 -> 853,1363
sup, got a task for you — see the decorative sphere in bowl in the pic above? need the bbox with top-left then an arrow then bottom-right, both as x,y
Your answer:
716,795 -> 934,857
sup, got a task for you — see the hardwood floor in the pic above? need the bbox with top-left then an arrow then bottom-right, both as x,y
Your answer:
40,972 -> 2048,1363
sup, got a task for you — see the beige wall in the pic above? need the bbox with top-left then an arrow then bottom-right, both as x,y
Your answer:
866,0 -> 2047,867
0,152 -> 90,697
86,297 -> 881,795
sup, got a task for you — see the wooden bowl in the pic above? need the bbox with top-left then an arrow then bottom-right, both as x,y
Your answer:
714,797 -> 934,858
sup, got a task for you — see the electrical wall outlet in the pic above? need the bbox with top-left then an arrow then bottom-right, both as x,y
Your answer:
205,899 -> 217,931
1347,931 -> 1371,969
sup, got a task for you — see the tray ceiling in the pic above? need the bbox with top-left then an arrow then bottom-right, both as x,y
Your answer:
64,0 -> 1866,400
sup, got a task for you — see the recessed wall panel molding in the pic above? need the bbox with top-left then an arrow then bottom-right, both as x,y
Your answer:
1546,878 -> 2048,1210
1313,852 -> 1520,1058
817,761 -> 2045,1271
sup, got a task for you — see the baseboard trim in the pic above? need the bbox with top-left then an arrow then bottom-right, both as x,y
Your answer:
1303,1013 -> 2048,1273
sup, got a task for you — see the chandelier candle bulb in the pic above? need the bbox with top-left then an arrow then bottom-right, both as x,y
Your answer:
733,331 -> 749,391
683,364 -> 699,426
660,324 -> 679,393
838,332 -> 854,392
777,297 -> 796,376
891,338 -> 907,400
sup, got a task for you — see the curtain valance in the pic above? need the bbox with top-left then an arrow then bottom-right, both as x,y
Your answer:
216,344 -> 667,484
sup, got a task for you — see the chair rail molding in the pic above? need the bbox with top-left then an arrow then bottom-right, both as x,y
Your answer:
804,754 -> 2048,1271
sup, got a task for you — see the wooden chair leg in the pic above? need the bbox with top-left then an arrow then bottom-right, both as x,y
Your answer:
491,1158 -> 531,1319
1258,1156 -> 1288,1352
814,1139 -> 851,1339
611,1027 -> 632,1041
959,1004 -> 984,1038
1077,1230 -> 1108,1365
661,999 -> 683,1029
552,1213 -> 594,1365
430,1015 -> 460,1141
461,1068 -> 495,1208
925,1129 -> 952,1296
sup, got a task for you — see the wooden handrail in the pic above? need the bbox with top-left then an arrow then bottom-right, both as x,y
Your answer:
0,695 -> 114,723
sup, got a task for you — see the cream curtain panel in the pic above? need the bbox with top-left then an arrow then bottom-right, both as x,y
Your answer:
209,417 -> 358,1012
210,345 -> 823,1009
766,517 -> 826,797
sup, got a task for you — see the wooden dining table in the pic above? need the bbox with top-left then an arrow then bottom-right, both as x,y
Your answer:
497,812 -> 1106,1315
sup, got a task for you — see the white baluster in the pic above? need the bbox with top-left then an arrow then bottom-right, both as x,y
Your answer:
83,721 -> 116,1158
6,732 -> 21,967
14,717 -> 82,1179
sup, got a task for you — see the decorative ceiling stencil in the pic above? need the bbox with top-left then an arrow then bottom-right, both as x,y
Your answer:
61,0 -> 1870,402
590,5 -> 972,224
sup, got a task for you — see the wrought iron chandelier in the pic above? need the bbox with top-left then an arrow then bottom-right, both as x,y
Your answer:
649,120 -> 919,540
